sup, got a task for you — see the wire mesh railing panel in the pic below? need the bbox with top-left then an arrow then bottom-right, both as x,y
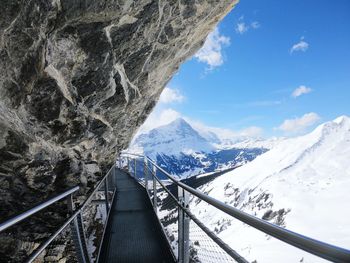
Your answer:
188,218 -> 236,263
146,177 -> 153,197
81,193 -> 107,261
118,156 -> 128,171
155,181 -> 179,258
128,158 -> 135,178
40,226 -> 79,263
146,174 -> 154,206
138,158 -> 145,183
78,168 -> 115,262
125,157 -> 145,185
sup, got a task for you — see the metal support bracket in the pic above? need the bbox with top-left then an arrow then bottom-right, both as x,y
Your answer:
127,157 -> 130,173
112,164 -> 116,189
144,157 -> 149,192
178,187 -> 190,263
104,179 -> 109,214
153,165 -> 157,214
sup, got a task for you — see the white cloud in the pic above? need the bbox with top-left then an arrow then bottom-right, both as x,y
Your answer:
251,21 -> 260,29
194,27 -> 230,69
290,38 -> 309,53
235,22 -> 249,34
235,16 -> 260,34
277,112 -> 320,133
292,85 -> 312,98
136,88 -> 184,134
159,87 -> 184,104
186,119 -> 237,140
239,126 -> 264,137
185,118 -> 263,140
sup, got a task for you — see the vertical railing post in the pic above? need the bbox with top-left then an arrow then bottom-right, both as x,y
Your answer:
152,164 -> 157,214
183,190 -> 190,263
134,158 -> 137,179
112,163 -> 116,189
178,187 -> 184,263
104,178 -> 109,214
67,194 -> 90,263
178,187 -> 190,263
144,157 -> 149,191
127,157 -> 130,173
76,212 -> 90,262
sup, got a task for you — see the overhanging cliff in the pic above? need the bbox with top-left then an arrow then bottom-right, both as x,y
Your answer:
0,0 -> 237,260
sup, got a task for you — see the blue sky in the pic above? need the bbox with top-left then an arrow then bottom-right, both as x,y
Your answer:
141,0 -> 350,138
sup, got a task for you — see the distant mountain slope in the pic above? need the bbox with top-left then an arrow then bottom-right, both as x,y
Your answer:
190,116 -> 350,262
128,118 -> 273,178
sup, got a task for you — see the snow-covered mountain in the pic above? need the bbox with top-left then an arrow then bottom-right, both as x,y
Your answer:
131,118 -> 214,158
129,118 -> 271,178
190,115 -> 350,262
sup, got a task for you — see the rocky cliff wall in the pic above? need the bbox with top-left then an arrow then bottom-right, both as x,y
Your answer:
0,0 -> 237,260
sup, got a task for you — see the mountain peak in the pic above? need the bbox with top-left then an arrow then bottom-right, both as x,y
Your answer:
154,118 -> 198,136
130,117 -> 214,158
171,117 -> 188,125
168,117 -> 192,129
312,115 -> 350,138
333,115 -> 349,125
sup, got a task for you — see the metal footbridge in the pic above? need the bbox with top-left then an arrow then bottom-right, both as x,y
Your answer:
1,153 -> 350,262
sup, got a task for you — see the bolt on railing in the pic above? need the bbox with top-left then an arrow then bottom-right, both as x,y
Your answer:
120,152 -> 350,263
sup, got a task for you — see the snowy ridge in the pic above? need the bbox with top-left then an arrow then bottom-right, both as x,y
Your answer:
228,136 -> 285,150
190,115 -> 350,262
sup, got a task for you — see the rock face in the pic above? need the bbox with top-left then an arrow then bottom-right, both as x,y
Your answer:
0,0 -> 237,260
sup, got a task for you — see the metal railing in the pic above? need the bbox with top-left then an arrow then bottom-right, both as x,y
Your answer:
120,152 -> 350,263
0,164 -> 117,263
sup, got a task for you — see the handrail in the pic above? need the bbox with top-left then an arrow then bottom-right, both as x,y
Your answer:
122,153 -> 350,263
0,186 -> 79,233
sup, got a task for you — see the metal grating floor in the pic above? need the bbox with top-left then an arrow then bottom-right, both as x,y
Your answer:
98,169 -> 175,263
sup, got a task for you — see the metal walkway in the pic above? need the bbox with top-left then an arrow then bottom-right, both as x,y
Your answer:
98,169 -> 174,263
